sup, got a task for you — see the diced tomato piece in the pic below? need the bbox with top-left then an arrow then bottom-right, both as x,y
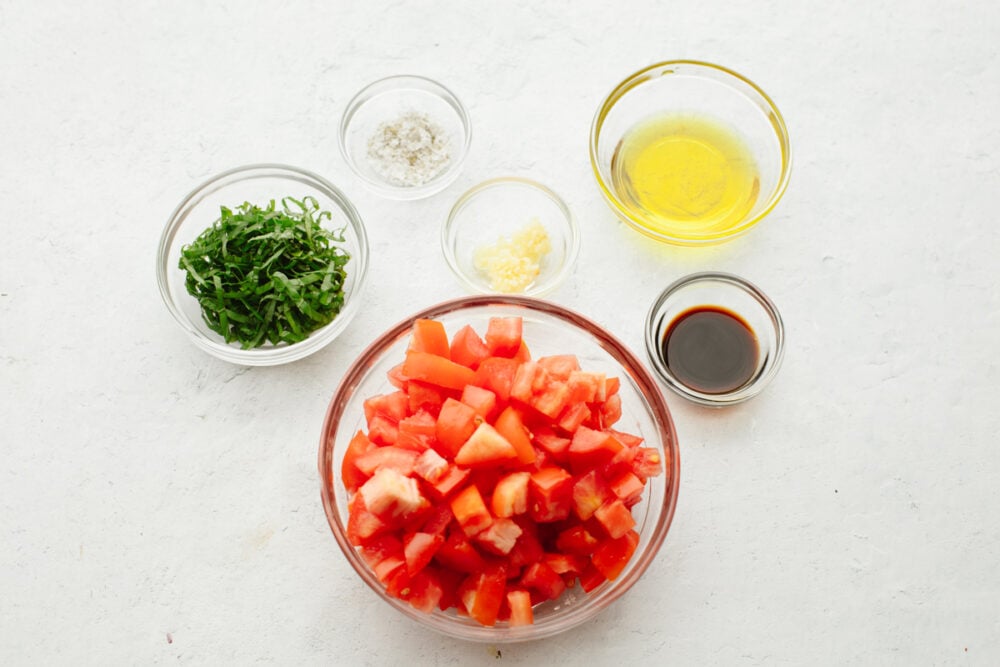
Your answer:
544,552 -> 587,577
450,324 -> 490,370
591,529 -> 640,581
402,351 -> 477,391
358,468 -> 425,520
408,318 -> 450,358
354,446 -> 419,478
509,361 -> 538,404
531,381 -> 571,420
450,485 -> 493,536
579,561 -> 606,593
537,355 -> 580,381
572,469 -> 615,521
346,492 -> 389,545
413,448 -> 449,484
398,409 -> 437,436
366,414 -> 398,446
493,406 -> 537,465
460,564 -> 508,626
363,391 -> 409,425
473,357 -> 520,402
403,531 -> 445,576
529,467 -> 574,522
520,561 -> 566,601
599,393 -> 623,427
424,465 -> 470,501
508,524 -> 545,569
406,380 -> 447,415
568,426 -> 625,473
566,370 -> 604,403
460,384 -> 497,420
475,517 -> 523,555
490,471 -> 530,518
419,503 -> 453,536
434,528 -> 487,573
341,430 -> 374,493
396,431 -> 432,452
373,554 -> 406,585
601,442 -> 638,480
594,498 -> 636,539
454,423 -> 518,467
387,363 -> 408,389
608,428 -> 644,448
608,470 -> 645,505
485,317 -> 522,357
506,589 -> 533,626
633,447 -> 665,479
435,398 -> 479,458
557,401 -> 591,433
359,533 -> 403,569
605,376 -> 621,397
404,568 -> 445,613
555,525 -> 599,555
511,340 -> 532,363
533,426 -> 571,463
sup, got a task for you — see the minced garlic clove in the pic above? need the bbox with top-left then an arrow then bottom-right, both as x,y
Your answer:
473,219 -> 552,293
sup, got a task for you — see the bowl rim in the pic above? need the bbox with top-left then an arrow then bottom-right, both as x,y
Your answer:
156,162 -> 370,366
338,73 -> 472,200
318,294 -> 681,642
440,176 -> 581,297
588,59 -> 792,246
644,271 -> 785,406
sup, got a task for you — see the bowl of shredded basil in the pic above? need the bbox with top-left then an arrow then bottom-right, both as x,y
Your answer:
157,163 -> 370,365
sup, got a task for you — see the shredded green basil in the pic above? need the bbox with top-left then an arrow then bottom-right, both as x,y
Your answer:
179,196 -> 350,349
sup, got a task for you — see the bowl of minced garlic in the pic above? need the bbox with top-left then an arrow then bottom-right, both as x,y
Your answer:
442,177 -> 579,296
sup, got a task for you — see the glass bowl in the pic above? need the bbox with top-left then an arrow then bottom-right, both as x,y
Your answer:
156,163 -> 370,366
645,272 -> 784,406
441,177 -> 580,297
590,60 -> 791,245
339,75 -> 472,200
318,296 -> 680,642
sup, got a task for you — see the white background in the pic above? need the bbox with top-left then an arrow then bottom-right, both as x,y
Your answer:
2,0 -> 999,664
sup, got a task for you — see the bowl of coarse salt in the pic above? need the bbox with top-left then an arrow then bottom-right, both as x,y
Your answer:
339,75 -> 472,200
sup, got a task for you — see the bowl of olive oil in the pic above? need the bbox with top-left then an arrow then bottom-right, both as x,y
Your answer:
590,61 -> 791,245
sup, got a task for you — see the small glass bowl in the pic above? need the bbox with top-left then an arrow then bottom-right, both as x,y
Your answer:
156,164 -> 370,366
645,272 -> 785,406
441,177 -> 580,296
318,296 -> 680,642
590,61 -> 791,245
339,75 -> 471,200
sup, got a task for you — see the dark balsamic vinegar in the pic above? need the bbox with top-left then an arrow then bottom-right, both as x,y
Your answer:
662,306 -> 759,394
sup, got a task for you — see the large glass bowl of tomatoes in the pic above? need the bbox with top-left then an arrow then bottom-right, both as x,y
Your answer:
318,295 -> 680,642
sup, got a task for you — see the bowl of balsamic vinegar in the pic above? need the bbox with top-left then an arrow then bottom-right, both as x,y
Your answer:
644,272 -> 785,406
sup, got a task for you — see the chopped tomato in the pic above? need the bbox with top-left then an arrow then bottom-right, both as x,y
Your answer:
450,484 -> 492,536
454,423 -> 518,467
450,324 -> 490,370
435,398 -> 479,457
492,406 -> 536,465
485,317 -> 522,357
590,529 -> 640,581
460,564 -> 508,626
403,531 -> 445,576
506,589 -> 533,626
408,318 -> 450,358
341,430 -> 374,493
402,351 -> 477,391
340,315 -> 664,628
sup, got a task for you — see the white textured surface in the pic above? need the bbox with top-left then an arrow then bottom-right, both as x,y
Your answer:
2,0 -> 999,664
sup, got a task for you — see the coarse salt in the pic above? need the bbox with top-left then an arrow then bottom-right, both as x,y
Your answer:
366,111 -> 451,187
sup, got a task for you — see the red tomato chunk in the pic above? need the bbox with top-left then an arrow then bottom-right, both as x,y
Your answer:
341,316 -> 665,627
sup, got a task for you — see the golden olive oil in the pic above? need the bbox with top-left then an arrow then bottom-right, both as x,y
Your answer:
610,114 -> 760,239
